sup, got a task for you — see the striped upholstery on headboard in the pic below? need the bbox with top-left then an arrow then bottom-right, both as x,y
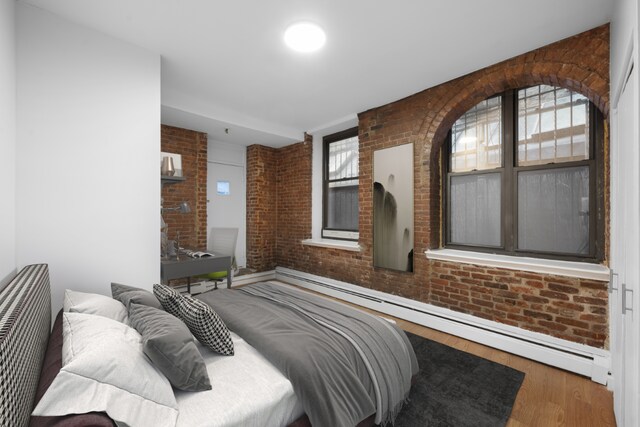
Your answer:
0,265 -> 51,427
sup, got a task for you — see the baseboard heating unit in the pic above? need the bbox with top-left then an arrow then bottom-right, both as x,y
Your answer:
275,267 -> 611,385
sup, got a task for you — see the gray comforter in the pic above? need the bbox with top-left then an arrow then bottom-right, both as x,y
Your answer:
197,282 -> 418,427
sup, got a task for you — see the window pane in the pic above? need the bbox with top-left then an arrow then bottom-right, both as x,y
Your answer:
450,173 -> 501,246
328,136 -> 359,180
451,97 -> 502,172
517,166 -> 589,254
326,180 -> 358,231
517,85 -> 589,166
216,181 -> 230,195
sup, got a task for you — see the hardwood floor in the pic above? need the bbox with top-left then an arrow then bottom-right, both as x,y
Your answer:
273,280 -> 617,427
400,319 -> 616,427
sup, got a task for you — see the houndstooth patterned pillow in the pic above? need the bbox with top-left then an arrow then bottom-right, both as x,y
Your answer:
153,284 -> 182,317
178,296 -> 234,356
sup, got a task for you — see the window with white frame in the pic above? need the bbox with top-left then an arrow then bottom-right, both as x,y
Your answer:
445,84 -> 604,261
323,127 -> 359,240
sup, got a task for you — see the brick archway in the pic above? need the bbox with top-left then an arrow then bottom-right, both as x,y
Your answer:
414,24 -> 609,249
420,68 -> 608,170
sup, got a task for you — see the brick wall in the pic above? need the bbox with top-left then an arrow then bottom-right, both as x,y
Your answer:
429,261 -> 608,347
161,125 -> 207,251
246,25 -> 610,348
276,134 -> 313,267
246,144 -> 278,271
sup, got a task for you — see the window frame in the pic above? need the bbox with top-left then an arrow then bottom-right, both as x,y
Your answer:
443,87 -> 604,262
322,127 -> 360,241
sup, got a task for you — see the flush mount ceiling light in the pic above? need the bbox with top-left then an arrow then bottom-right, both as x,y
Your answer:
284,22 -> 326,53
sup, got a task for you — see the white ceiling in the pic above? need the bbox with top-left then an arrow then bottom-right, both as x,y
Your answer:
21,0 -> 613,147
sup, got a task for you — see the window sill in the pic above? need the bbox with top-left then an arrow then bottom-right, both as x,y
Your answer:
301,238 -> 361,252
425,248 -> 609,281
322,229 -> 359,240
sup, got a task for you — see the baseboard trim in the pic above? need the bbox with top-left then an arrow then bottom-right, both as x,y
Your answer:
231,270 -> 276,286
275,267 -> 610,384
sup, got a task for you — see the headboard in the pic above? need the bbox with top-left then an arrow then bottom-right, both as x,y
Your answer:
0,265 -> 51,427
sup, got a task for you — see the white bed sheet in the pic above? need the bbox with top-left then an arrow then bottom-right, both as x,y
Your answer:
174,332 -> 304,427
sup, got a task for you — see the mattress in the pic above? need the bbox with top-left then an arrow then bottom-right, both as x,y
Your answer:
175,332 -> 304,427
30,310 -> 304,427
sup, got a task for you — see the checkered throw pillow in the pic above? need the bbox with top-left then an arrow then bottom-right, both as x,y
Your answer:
153,284 -> 182,317
178,296 -> 234,356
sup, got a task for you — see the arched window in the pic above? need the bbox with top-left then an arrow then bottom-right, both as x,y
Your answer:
444,84 -> 604,261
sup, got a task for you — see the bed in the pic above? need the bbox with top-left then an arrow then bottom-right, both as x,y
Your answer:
0,264 -> 418,427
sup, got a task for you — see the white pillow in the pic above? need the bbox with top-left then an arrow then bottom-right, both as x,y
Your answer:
63,289 -> 129,324
32,312 -> 179,427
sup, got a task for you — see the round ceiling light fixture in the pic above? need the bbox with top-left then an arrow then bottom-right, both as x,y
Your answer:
284,22 -> 326,53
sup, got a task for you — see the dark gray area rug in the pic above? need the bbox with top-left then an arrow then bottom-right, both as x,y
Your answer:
395,332 -> 525,427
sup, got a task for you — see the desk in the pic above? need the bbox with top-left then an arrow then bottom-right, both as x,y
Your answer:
161,254 -> 232,293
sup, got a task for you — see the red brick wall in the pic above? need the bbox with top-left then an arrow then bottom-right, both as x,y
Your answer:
429,261 -> 608,347
246,25 -> 610,348
276,135 -> 313,267
161,125 -> 207,251
246,144 -> 278,271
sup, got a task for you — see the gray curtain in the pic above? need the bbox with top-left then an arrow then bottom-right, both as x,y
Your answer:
517,166 -> 589,254
450,173 -> 501,246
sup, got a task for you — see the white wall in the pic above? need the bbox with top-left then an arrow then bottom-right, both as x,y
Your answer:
208,139 -> 246,166
612,0 -> 637,100
16,4 -> 161,312
0,0 -> 16,287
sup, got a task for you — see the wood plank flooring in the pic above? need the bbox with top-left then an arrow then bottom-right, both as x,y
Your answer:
272,281 -> 617,427
400,319 -> 616,427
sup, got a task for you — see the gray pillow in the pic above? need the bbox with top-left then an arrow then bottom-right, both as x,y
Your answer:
128,303 -> 212,391
111,282 -> 163,310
